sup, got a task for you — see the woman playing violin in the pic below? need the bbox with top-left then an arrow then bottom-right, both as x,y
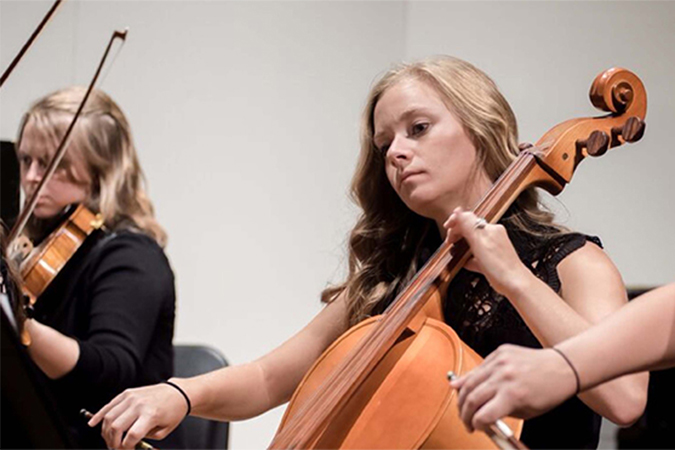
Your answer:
91,56 -> 647,449
15,86 -> 177,448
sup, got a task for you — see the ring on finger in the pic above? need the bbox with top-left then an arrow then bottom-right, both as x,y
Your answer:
473,217 -> 488,230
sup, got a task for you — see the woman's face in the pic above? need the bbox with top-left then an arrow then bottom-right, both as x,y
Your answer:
373,78 -> 491,226
18,120 -> 90,219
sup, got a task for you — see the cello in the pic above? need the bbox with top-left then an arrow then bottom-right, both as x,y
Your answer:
270,67 -> 646,449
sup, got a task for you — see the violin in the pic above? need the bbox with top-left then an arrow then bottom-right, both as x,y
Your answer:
269,68 -> 646,449
12,205 -> 104,305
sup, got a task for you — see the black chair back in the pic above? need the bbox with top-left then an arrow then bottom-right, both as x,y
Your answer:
161,344 -> 229,449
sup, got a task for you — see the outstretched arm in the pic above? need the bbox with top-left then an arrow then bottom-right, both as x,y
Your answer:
561,282 -> 675,382
451,282 -> 675,430
89,293 -> 349,449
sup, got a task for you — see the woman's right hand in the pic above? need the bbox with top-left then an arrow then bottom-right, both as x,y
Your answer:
89,381 -> 190,449
450,344 -> 578,431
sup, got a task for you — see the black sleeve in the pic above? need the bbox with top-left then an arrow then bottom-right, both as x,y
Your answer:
52,232 -> 175,404
541,233 -> 603,294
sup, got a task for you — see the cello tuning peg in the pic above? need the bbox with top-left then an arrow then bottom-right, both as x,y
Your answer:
576,130 -> 610,157
611,116 -> 646,143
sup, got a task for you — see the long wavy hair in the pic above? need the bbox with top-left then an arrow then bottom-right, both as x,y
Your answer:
17,86 -> 167,247
323,56 -> 563,326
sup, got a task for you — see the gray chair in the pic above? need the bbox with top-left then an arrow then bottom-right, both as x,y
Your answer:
161,344 -> 230,449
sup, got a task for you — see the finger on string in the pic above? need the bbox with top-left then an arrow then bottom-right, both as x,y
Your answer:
446,212 -> 476,244
463,257 -> 482,274
446,227 -> 464,245
444,206 -> 463,226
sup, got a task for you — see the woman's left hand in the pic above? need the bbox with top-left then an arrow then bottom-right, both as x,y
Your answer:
444,207 -> 531,297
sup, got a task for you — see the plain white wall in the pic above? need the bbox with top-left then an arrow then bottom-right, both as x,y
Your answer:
1,2 -> 673,449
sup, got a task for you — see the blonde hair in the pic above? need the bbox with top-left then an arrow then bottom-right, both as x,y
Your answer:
17,86 -> 167,247
323,56 -> 562,325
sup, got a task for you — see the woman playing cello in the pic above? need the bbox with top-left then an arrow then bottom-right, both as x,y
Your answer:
91,56 -> 647,449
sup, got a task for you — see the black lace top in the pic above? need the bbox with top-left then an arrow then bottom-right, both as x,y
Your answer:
440,223 -> 603,449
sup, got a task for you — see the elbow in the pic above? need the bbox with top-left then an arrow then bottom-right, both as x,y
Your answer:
606,381 -> 648,428
610,403 -> 645,428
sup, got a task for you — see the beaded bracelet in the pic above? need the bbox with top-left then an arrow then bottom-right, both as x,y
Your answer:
163,380 -> 192,416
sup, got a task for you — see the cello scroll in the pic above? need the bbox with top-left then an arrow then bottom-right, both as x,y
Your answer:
532,68 -> 646,186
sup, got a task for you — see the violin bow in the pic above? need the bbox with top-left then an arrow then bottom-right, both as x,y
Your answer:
8,28 -> 128,244
0,0 -> 64,89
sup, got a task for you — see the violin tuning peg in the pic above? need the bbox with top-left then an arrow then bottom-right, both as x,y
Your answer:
576,130 -> 610,157
619,116 -> 646,143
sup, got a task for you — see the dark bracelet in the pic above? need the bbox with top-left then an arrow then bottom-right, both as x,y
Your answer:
552,347 -> 581,395
163,380 -> 192,416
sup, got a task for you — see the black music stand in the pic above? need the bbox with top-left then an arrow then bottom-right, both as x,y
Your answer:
1,140 -> 20,230
1,305 -> 75,448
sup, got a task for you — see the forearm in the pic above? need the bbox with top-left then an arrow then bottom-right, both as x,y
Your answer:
507,274 -> 648,425
176,328 -> 334,422
25,319 -> 80,379
507,274 -> 592,345
559,283 -> 675,390
176,361 -> 275,421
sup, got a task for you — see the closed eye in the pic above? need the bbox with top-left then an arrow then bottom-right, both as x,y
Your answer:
19,154 -> 32,168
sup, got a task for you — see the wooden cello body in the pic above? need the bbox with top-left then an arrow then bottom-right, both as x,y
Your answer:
280,292 -> 522,449
271,67 -> 647,450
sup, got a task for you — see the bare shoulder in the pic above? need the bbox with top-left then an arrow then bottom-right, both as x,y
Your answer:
557,240 -> 627,323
